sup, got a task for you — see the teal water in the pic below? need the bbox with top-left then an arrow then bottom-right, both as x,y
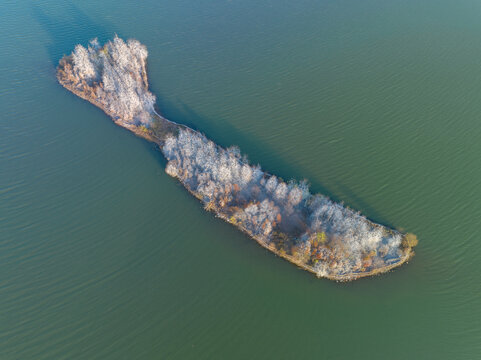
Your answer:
1,0 -> 481,358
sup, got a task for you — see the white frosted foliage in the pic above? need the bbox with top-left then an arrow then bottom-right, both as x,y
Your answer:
66,36 -> 155,124
161,128 -> 406,276
72,45 -> 96,80
60,36 -> 411,279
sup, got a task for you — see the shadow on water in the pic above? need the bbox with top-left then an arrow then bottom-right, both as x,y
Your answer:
153,94 -> 397,229
336,183 -> 396,229
31,2 -> 115,65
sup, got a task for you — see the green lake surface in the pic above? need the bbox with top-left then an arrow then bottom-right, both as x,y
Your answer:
1,0 -> 481,358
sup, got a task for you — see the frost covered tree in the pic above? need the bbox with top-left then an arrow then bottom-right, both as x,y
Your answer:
59,35 -> 156,125
72,44 -> 97,80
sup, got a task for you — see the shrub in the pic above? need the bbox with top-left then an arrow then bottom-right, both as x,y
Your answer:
402,233 -> 418,248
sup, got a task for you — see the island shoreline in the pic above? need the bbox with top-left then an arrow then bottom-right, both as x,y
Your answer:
56,38 -> 417,282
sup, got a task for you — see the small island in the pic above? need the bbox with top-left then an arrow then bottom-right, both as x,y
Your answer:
57,36 -> 417,281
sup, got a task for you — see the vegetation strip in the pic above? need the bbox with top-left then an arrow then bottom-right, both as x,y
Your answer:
57,36 -> 417,281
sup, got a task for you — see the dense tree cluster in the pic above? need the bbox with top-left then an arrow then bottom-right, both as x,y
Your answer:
58,36 -> 155,125
162,128 -> 405,277
58,37 -> 415,280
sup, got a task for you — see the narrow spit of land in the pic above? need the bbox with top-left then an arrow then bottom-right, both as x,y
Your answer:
57,36 -> 417,281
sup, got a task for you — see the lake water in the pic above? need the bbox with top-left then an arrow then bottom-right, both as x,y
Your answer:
1,0 -> 481,358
